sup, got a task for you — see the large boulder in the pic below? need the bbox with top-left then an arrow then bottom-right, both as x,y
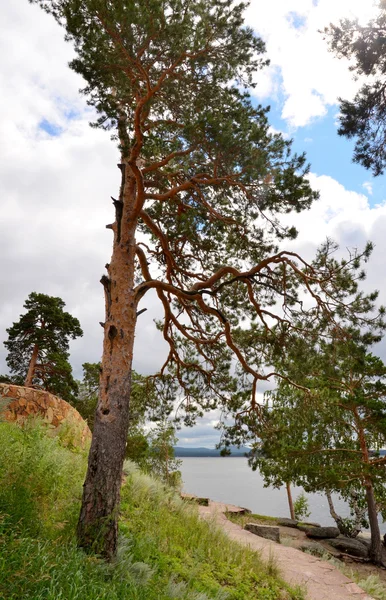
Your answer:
277,518 -> 298,528
326,537 -> 369,558
305,526 -> 340,539
299,541 -> 326,557
0,383 -> 91,448
244,523 -> 280,543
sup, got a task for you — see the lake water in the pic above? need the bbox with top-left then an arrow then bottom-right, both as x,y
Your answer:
180,457 -> 386,533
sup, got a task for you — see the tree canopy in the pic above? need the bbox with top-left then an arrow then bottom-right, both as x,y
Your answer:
326,1 -> 386,175
4,292 -> 83,403
31,0 -> 385,557
224,320 -> 386,564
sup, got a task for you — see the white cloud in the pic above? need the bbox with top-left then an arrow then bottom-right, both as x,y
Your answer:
2,0 -> 386,456
0,0 -> 169,379
363,181 -> 373,195
246,0 -> 379,127
282,173 -> 386,312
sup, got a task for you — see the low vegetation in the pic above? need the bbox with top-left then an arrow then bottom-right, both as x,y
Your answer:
0,421 -> 304,599
226,513 -> 280,528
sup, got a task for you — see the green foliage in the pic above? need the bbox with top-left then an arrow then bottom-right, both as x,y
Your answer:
73,363 -> 158,431
28,0 -> 331,424
146,422 -> 182,488
354,574 -> 386,600
29,0 -> 386,558
4,292 -> 83,402
222,301 -> 386,560
0,420 -> 85,538
125,422 -> 182,488
72,362 -> 100,430
125,427 -> 150,464
0,421 -> 303,599
326,3 -> 386,175
293,493 -> 310,521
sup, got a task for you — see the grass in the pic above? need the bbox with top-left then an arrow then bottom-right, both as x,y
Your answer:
226,513 -> 279,529
0,420 -> 304,600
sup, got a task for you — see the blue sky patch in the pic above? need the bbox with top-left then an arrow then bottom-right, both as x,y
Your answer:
38,119 -> 62,137
286,11 -> 307,29
264,103 -> 385,209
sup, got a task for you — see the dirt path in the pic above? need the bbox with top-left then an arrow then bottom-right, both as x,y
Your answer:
198,500 -> 373,600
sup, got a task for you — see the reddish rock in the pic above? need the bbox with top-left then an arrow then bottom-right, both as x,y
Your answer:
0,383 -> 91,448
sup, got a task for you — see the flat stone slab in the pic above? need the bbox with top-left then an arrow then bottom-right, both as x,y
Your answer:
225,506 -> 251,515
277,518 -> 322,530
306,526 -> 340,539
244,523 -> 280,543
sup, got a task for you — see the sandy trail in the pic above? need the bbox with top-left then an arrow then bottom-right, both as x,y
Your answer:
198,500 -> 373,600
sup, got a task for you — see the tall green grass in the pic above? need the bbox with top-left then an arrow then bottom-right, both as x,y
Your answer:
0,421 -> 303,599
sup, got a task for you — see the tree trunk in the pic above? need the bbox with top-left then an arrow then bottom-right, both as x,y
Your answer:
24,343 -> 39,387
365,480 -> 383,566
286,482 -> 295,520
353,407 -> 384,565
77,160 -> 139,559
326,490 -> 342,529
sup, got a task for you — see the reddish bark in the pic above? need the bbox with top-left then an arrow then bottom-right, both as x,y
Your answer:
286,482 -> 295,520
355,406 -> 384,565
77,161 -> 139,558
24,344 -> 39,387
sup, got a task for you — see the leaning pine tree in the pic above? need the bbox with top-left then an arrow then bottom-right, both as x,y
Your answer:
32,0 -> 380,558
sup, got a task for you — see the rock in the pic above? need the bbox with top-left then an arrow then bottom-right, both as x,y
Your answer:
299,541 -> 326,557
298,521 -> 321,528
244,523 -> 280,543
277,518 -> 298,528
277,518 -> 321,529
297,523 -> 316,532
356,536 -> 371,548
0,383 -> 91,448
305,527 -> 340,539
180,493 -> 209,506
226,507 -> 252,515
196,497 -> 209,506
356,533 -> 372,547
326,537 -> 369,558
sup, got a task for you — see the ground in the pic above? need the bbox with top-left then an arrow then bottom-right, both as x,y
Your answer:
228,511 -> 386,591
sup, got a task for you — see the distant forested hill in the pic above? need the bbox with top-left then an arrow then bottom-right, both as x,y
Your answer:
174,446 -> 250,457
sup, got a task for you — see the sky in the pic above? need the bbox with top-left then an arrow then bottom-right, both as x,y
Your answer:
1,0 -> 385,447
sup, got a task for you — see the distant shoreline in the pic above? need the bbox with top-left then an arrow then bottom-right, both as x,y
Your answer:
174,446 -> 250,458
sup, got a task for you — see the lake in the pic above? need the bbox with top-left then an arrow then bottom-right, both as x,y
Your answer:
180,456 -> 386,533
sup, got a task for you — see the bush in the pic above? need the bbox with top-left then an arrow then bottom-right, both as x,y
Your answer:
293,492 -> 311,521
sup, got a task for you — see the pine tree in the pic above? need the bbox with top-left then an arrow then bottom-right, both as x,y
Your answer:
4,292 -> 83,403
31,0 -> 380,557
225,325 -> 386,565
325,2 -> 386,175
